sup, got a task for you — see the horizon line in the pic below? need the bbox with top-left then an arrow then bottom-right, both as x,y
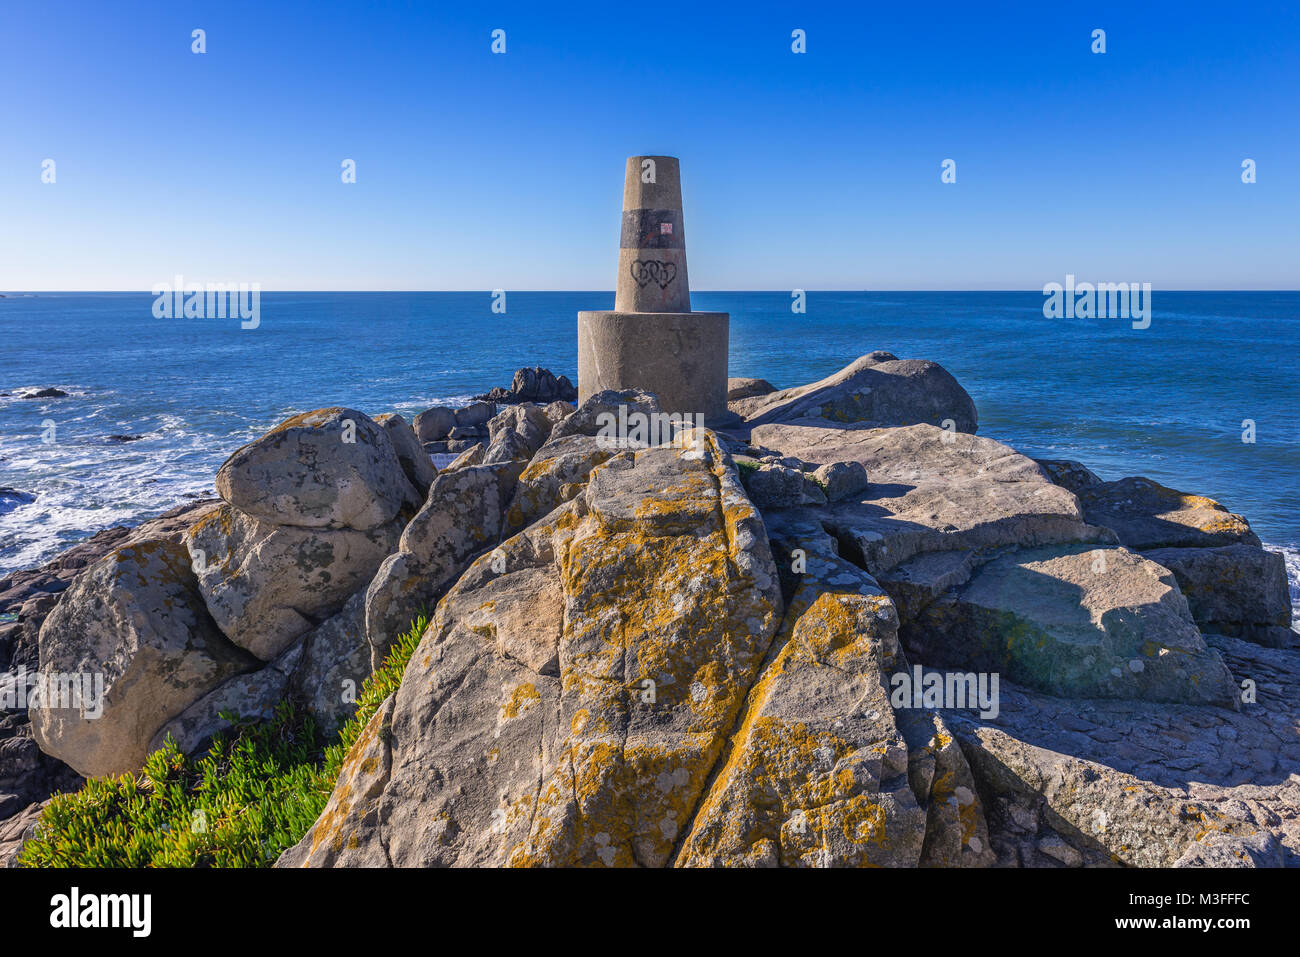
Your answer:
4,288 -> 1300,295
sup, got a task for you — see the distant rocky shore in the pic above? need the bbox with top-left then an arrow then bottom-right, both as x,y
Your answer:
2,355 -> 1296,867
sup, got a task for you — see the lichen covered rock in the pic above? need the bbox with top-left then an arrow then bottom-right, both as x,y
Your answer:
283,430 -> 785,866
373,412 -> 436,499
187,504 -> 401,661
1076,477 -> 1259,550
29,539 -> 259,777
904,544 -> 1239,706
676,550 -> 929,867
216,407 -> 414,531
363,461 -> 523,668
504,433 -> 615,532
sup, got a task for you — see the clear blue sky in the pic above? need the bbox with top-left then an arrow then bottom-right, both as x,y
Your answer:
2,0 -> 1296,290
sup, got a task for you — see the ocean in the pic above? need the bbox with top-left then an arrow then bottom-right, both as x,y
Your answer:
2,291 -> 1297,623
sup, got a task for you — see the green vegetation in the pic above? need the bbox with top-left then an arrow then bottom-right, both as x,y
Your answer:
18,614 -> 428,868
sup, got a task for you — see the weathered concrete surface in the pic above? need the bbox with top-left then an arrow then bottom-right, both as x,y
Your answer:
614,155 -> 691,314
578,310 -> 730,419
578,155 -> 730,420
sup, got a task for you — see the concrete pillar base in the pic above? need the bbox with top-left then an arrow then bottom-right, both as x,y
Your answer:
577,310 -> 729,421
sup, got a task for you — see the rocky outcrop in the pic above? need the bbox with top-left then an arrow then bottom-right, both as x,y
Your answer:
282,431 -> 785,866
373,412 -> 436,498
944,630 -> 1300,867
7,350 -> 1295,868
485,403 -> 552,460
550,387 -> 661,440
812,461 -> 869,502
903,544 -> 1239,706
0,500 -> 219,822
186,504 -> 401,661
726,377 -> 776,401
148,641 -> 303,756
1034,472 -> 1293,649
732,352 -> 978,434
413,406 -> 456,444
676,545 -> 932,867
0,800 -> 47,867
504,433 -> 615,532
476,366 -> 578,405
738,462 -> 825,509
1144,544 -> 1293,647
363,462 -> 523,669
29,539 -> 259,777
1075,476 -> 1259,551
750,422 -> 1106,574
288,591 -> 371,731
216,407 -> 415,531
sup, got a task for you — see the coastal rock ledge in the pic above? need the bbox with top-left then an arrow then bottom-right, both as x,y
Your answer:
4,353 -> 1297,867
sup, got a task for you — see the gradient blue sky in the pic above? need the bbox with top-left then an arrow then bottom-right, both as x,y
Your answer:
2,0 -> 1296,290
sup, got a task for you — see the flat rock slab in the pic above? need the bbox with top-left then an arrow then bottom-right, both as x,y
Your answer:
945,632 -> 1300,866
752,423 -> 1104,574
1076,476 -> 1259,550
905,544 -> 1239,706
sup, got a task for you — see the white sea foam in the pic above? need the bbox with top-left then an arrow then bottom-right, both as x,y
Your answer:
1268,544 -> 1300,634
0,391 -> 486,576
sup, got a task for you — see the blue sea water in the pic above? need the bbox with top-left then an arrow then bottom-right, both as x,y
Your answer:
1,291 -> 1297,619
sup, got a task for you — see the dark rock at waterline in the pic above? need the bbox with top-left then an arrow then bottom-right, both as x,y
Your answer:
21,388 -> 67,399
475,367 -> 577,405
0,488 -> 36,516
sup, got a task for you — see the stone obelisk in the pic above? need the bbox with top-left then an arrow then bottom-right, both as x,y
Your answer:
578,156 -> 730,422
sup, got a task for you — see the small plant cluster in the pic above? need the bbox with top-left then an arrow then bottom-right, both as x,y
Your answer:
18,614 -> 428,868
